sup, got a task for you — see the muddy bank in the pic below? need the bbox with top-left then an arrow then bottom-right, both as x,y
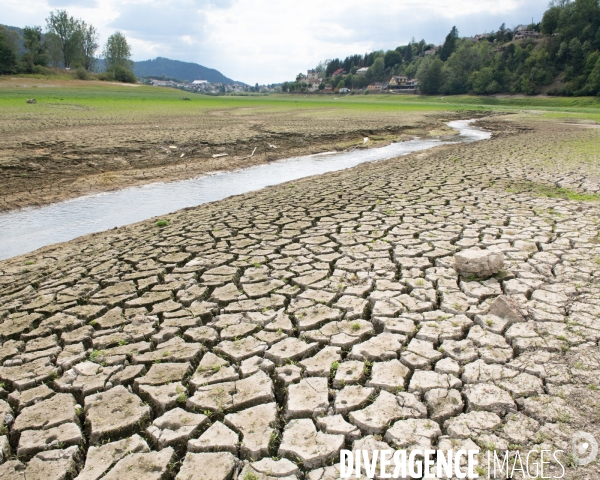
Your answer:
0,110 -> 485,212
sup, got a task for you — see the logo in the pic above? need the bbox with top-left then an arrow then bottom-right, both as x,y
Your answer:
572,431 -> 598,466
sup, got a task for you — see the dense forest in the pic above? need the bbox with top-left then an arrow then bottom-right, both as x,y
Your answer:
287,0 -> 600,96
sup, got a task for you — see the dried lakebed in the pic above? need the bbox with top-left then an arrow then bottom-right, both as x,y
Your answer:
0,118 -> 599,479
0,120 -> 489,260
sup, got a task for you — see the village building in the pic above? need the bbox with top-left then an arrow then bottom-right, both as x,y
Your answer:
367,82 -> 385,92
423,47 -> 437,55
323,84 -> 334,93
307,69 -> 319,81
387,76 -> 419,93
514,30 -> 540,40
331,68 -> 347,76
356,67 -> 369,75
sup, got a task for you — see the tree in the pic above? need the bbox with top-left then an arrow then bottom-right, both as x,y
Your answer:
46,10 -> 79,68
585,56 -> 600,94
418,58 -> 444,94
404,42 -> 413,62
80,22 -> 99,71
384,50 -> 403,69
0,26 -> 18,74
337,79 -> 346,89
541,6 -> 562,34
22,26 -> 48,72
549,0 -> 571,7
368,57 -> 385,82
103,32 -> 133,71
440,26 -> 459,61
44,33 -> 62,67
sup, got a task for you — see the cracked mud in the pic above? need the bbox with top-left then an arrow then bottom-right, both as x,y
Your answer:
0,116 -> 599,479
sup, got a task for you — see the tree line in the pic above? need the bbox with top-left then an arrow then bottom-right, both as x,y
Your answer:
0,10 -> 136,83
288,0 -> 600,96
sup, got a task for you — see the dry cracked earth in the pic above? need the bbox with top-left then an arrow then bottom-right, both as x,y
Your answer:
0,118 -> 599,479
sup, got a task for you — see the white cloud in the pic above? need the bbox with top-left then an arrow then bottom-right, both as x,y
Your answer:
3,0 -> 549,84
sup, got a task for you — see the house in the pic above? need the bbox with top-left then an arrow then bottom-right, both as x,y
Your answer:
307,69 -> 319,81
423,47 -> 437,56
357,67 -> 369,75
192,80 -> 208,85
332,68 -> 347,76
323,84 -> 333,93
388,77 -> 419,93
388,76 -> 408,86
473,34 -> 488,42
514,24 -> 528,33
367,83 -> 384,92
514,30 -> 540,40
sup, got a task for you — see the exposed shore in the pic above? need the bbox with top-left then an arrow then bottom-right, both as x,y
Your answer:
1,117 -> 599,478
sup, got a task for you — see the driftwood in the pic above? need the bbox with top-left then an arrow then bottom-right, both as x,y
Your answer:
241,147 -> 258,159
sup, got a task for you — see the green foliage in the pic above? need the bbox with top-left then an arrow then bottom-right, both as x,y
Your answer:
113,65 -> 136,83
369,57 -> 385,82
21,26 -> 48,72
418,58 -> 444,94
103,31 -> 132,71
0,25 -> 18,74
156,219 -> 169,227
309,0 -> 600,97
384,50 -> 403,69
42,10 -> 99,71
440,26 -> 459,61
46,10 -> 79,68
74,67 -> 89,80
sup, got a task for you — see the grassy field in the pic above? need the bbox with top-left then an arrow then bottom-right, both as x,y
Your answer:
1,76 -> 599,212
2,77 -> 600,118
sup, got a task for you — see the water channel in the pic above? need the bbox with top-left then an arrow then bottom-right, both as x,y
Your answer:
0,119 -> 491,260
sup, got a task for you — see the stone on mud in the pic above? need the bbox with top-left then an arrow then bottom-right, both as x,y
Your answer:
454,248 -> 504,277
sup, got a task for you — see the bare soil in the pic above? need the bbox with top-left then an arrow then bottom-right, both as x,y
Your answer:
0,93 -> 476,211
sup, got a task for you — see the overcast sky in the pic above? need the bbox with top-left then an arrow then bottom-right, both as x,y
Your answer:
3,0 -> 550,84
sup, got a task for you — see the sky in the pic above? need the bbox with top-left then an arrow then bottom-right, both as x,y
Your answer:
2,0 -> 551,84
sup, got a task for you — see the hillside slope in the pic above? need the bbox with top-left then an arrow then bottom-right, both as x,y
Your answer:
133,57 -> 237,84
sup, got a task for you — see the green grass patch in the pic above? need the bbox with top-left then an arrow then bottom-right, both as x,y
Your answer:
506,181 -> 600,201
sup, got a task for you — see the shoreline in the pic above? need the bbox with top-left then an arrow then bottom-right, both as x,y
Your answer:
0,112 -> 488,213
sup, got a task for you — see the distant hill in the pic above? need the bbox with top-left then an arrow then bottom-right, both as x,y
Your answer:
1,25 -> 238,84
133,57 -> 238,84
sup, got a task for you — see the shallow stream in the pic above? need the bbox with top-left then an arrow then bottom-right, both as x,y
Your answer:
0,120 -> 490,260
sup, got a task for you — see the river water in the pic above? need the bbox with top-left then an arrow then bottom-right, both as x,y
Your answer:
0,120 -> 490,260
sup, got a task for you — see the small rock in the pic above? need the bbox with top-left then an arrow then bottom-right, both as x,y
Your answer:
454,248 -> 504,277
